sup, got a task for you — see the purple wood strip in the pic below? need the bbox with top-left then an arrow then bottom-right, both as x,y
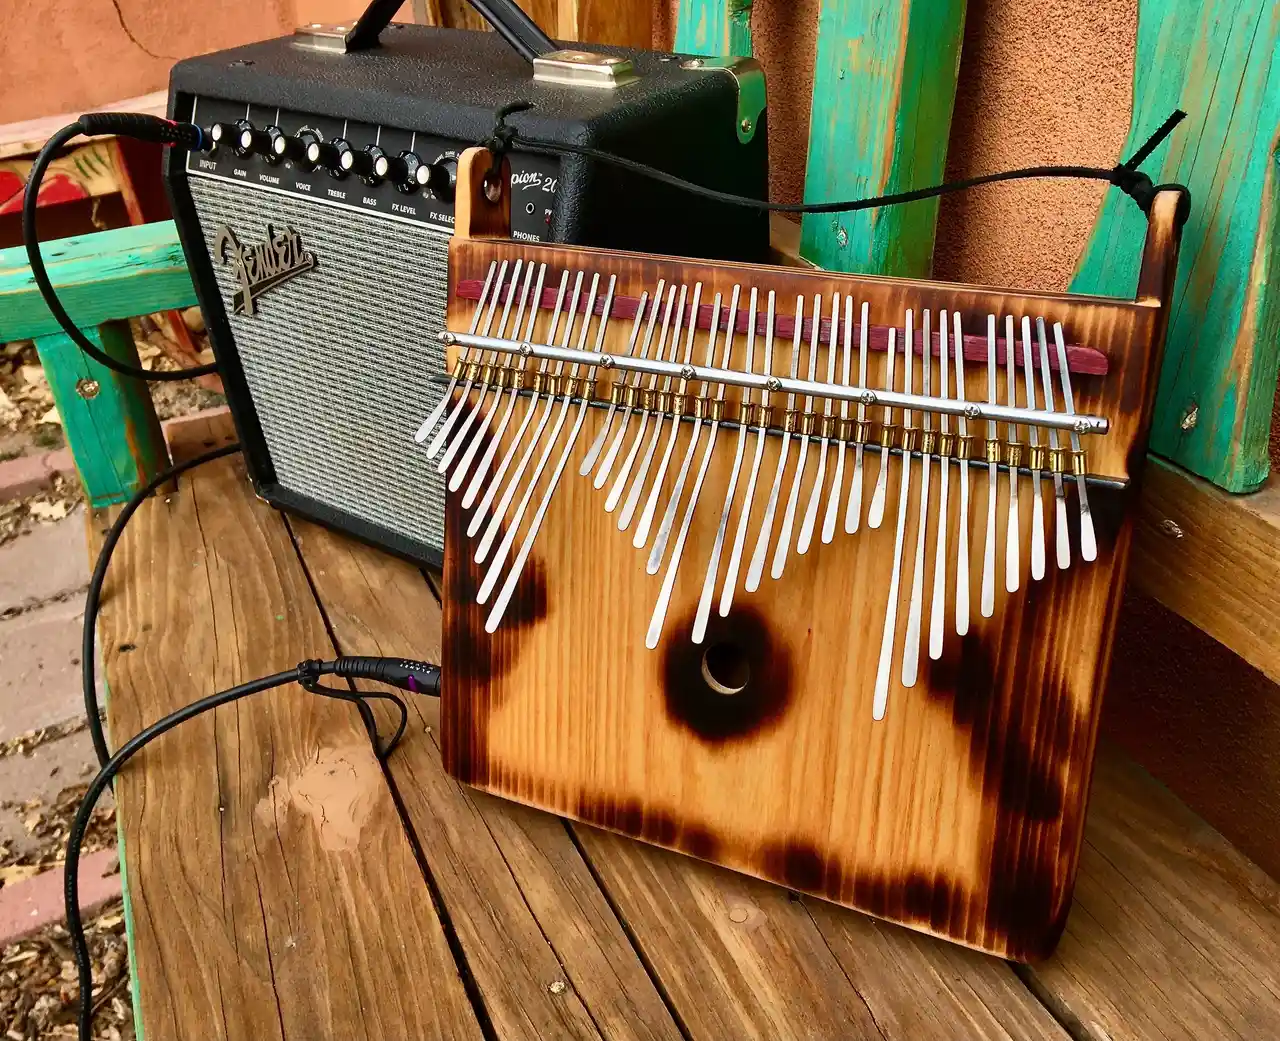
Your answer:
455,280 -> 1110,376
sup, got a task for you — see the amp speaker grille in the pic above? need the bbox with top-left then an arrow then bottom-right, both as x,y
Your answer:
189,177 -> 449,557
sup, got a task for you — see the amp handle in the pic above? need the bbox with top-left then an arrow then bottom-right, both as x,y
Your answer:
345,0 -> 555,62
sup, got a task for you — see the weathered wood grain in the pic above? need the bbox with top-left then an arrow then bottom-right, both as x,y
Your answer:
0,220 -> 196,342
575,825 -> 887,1040
1025,750 -> 1280,1040
801,899 -> 1068,1040
799,0 -> 967,276
35,321 -> 169,506
1070,1 -> 1280,492
286,515 -> 685,1041
1130,457 -> 1280,684
674,0 -> 753,58
95,416 -> 482,1041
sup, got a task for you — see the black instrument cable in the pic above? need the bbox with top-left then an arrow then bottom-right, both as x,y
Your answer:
23,114 -> 218,382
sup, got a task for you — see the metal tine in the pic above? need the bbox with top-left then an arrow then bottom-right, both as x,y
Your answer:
719,287 -> 769,615
581,291 -> 651,476
426,259 -> 510,458
648,291 -> 723,574
873,318 -> 913,720
595,280 -> 667,488
980,314 -> 999,618
442,259 -> 534,480
1021,317 -> 1047,580
619,283 -> 687,531
845,301 -> 870,534
461,263 -> 548,505
476,271 -> 596,600
1001,315 -> 1021,592
772,294 -> 820,579
472,271 -> 582,563
651,289 -> 739,647
928,309 -> 952,661
694,285 -> 752,636
606,283 -> 677,512
867,305 -> 899,530
437,258 -> 525,473
823,294 -> 853,544
953,310 -> 971,637
798,293 -> 840,553
903,309 -> 932,687
636,283 -> 703,548
466,271 -> 570,531
486,276 -> 617,632
415,260 -> 499,444
1036,318 -> 1070,569
1053,322 -> 1096,562
746,293 -> 799,591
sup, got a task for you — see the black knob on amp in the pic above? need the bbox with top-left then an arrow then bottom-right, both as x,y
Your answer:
345,145 -> 388,183
238,124 -> 277,160
424,155 -> 458,201
307,137 -> 353,175
274,129 -> 320,166
387,151 -> 428,194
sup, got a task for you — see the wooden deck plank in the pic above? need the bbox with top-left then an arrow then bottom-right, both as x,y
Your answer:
286,516 -> 684,1041
572,826 -> 887,1040
95,416 -> 483,1041
1025,749 -> 1280,1040
802,901 -> 1068,1040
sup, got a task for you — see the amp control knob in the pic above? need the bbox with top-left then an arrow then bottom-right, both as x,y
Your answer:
274,129 -> 320,166
238,124 -> 278,160
425,154 -> 458,201
307,137 -> 353,176
387,151 -> 429,194
344,145 -> 388,183
209,121 -> 253,155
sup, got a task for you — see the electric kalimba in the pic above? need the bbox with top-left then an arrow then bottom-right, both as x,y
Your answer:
419,149 -> 1183,960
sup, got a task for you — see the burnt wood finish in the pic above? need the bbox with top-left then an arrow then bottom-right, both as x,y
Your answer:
438,150 -> 1184,960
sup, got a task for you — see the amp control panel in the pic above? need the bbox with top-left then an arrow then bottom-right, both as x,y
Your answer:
186,97 -> 560,241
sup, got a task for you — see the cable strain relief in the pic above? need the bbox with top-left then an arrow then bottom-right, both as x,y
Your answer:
77,113 -> 205,150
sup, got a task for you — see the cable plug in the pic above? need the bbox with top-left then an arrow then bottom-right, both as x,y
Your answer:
76,113 -> 207,151
332,656 -> 442,696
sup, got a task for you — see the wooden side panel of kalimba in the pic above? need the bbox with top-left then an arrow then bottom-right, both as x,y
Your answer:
437,214 -> 1177,960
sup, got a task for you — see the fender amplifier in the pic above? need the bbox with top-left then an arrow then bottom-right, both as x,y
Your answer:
165,20 -> 768,566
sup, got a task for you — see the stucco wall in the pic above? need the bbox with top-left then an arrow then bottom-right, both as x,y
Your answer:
0,0 -> 298,124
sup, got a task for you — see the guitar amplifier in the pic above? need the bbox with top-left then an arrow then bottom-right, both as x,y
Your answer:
165,21 -> 768,566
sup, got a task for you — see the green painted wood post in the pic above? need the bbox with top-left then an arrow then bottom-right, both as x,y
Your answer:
799,0 -> 967,277
1071,1 -> 1280,493
33,322 -> 170,507
674,0 -> 753,57
0,220 -> 198,506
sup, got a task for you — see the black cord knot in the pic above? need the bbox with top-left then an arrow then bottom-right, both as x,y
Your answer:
483,102 -> 533,193
1110,165 -> 1157,213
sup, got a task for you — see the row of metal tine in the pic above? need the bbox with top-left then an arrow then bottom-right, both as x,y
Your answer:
415,259 -> 1100,719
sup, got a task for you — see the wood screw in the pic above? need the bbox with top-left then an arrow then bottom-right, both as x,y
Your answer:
548,980 -> 567,995
836,227 -> 849,248
76,378 -> 101,400
1158,518 -> 1185,539
1180,404 -> 1198,430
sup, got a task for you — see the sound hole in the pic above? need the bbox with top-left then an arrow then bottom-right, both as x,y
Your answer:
701,641 -> 751,696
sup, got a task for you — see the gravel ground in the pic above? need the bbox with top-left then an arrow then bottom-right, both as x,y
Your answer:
0,899 -> 132,1040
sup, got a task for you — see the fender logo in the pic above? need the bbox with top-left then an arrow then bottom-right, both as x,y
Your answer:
214,224 -> 317,315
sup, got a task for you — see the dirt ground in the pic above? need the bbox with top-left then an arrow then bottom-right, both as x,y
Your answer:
0,898 -> 132,1041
